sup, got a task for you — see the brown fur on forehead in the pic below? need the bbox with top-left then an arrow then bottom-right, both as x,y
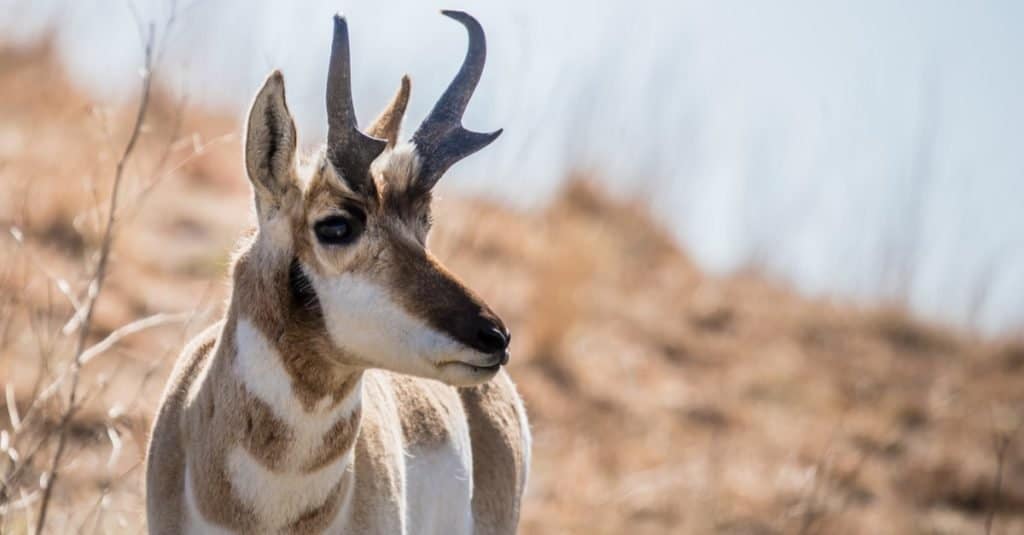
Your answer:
293,160 -> 370,256
297,146 -> 432,259
302,159 -> 366,214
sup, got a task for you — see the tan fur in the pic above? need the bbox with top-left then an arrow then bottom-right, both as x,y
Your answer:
367,76 -> 411,149
460,372 -> 532,535
146,323 -> 220,535
145,70 -> 529,534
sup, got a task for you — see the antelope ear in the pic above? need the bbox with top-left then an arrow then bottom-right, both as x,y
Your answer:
245,70 -> 298,217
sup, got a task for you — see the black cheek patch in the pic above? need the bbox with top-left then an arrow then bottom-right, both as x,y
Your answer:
289,258 -> 322,317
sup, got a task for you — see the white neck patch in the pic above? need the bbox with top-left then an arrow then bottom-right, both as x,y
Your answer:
233,318 -> 361,467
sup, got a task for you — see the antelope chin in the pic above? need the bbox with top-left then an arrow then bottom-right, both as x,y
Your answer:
433,353 -> 505,386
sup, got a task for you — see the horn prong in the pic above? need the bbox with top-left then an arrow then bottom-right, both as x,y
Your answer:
367,75 -> 412,149
410,10 -> 501,191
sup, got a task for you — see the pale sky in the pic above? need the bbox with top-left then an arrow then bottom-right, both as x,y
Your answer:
3,0 -> 1023,334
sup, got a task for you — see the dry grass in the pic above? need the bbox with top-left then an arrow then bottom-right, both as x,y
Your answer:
2,43 -> 1024,534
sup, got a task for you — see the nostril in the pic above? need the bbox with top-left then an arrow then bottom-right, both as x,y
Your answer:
476,325 -> 509,354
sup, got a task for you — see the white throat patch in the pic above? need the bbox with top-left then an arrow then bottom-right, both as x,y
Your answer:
306,272 -> 478,376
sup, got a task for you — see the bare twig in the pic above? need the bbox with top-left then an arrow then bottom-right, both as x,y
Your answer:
4,227 -> 86,330
123,130 -> 235,224
79,312 -> 190,366
33,24 -> 157,535
14,311 -> 186,437
985,435 -> 1009,535
985,413 -> 1022,535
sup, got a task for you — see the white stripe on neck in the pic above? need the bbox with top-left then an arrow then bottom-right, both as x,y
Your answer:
226,446 -> 354,530
233,318 -> 361,467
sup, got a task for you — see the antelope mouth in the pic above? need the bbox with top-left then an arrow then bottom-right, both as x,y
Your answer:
437,350 -> 508,374
459,361 -> 502,374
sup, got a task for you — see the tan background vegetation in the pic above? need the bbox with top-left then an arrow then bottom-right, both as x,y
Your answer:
1,43 -> 1023,534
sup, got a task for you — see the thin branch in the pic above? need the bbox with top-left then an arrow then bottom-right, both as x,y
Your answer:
4,227 -> 86,327
33,24 -> 157,535
985,436 -> 1009,535
4,384 -> 20,431
123,130 -> 235,223
12,310 -> 187,440
79,312 -> 190,366
985,415 -> 1021,535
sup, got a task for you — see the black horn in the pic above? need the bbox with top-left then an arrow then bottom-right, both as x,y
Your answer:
326,14 -> 386,195
411,10 -> 502,192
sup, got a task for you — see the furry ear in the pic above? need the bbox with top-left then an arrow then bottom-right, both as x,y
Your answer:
366,75 -> 411,149
245,70 -> 298,217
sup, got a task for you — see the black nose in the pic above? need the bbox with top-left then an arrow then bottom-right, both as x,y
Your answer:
475,324 -> 510,355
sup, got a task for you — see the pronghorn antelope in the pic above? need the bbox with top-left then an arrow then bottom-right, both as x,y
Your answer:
145,11 -> 530,534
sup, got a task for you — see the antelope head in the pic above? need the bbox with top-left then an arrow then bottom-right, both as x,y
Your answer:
241,11 -> 508,386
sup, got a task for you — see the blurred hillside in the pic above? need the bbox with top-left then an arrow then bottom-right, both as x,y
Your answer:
7,0 -> 1024,335
2,43 -> 1024,534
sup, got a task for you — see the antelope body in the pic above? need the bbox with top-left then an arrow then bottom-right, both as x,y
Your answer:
145,12 -> 530,534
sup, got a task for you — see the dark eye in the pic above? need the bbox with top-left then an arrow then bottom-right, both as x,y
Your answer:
314,216 -> 358,245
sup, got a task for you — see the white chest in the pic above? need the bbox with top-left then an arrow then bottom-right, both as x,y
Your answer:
404,443 -> 475,535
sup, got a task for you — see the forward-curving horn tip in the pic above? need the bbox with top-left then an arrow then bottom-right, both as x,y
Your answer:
439,9 -> 478,27
410,9 -> 499,189
439,10 -> 485,62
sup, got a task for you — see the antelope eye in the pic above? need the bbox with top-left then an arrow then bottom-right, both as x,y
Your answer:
314,216 -> 357,245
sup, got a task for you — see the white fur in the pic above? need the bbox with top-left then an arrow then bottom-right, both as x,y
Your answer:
226,446 -> 354,529
233,318 -> 362,466
405,445 -> 474,535
405,399 -> 474,535
323,476 -> 359,533
222,318 -> 360,529
308,273 -> 487,381
373,143 -> 421,191
328,372 -> 410,535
